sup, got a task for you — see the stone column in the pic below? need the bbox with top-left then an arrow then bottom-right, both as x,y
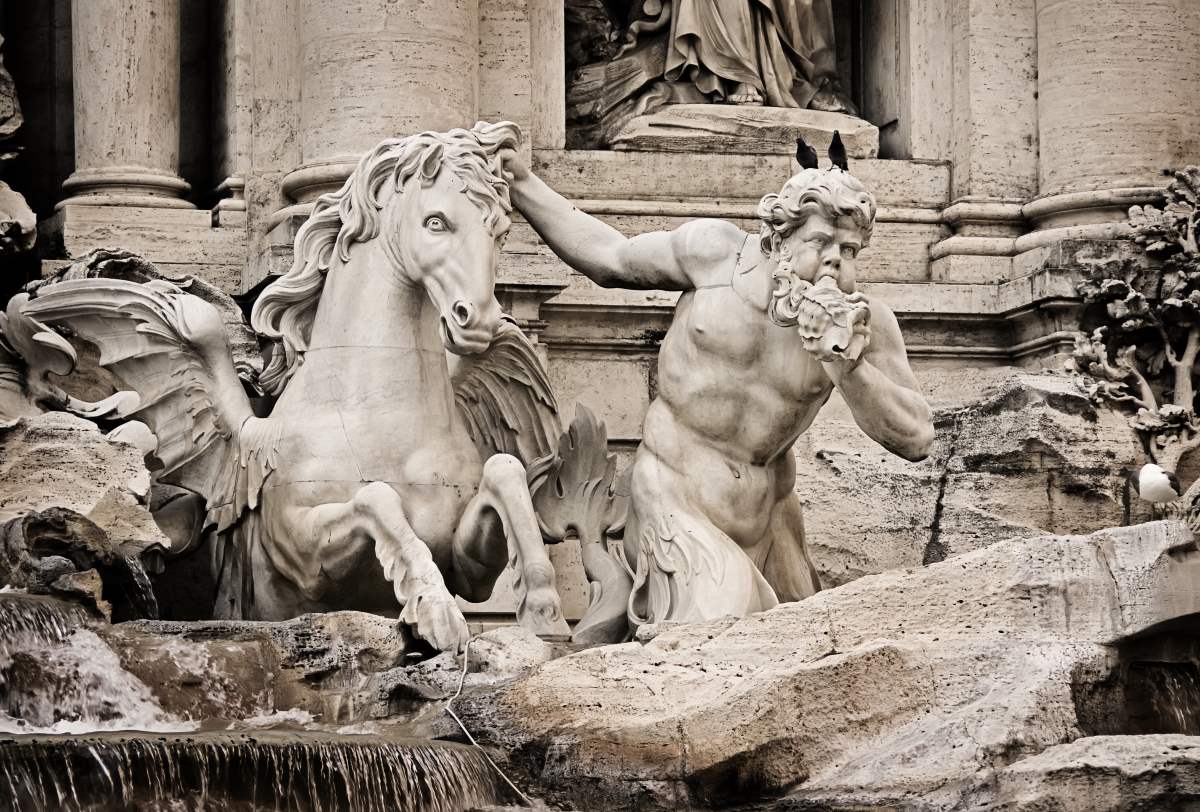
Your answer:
1022,0 -> 1200,249
929,0 -> 1038,283
59,0 -> 191,208
279,0 -> 479,205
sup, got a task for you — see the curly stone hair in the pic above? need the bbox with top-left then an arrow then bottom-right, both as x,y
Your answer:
251,121 -> 520,396
757,168 -> 877,257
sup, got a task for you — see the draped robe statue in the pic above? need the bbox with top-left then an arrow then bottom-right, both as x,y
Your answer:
618,0 -> 853,112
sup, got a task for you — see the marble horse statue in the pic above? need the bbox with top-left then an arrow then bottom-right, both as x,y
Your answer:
19,122 -> 576,653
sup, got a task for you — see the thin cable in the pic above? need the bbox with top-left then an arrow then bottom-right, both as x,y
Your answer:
444,637 -> 534,807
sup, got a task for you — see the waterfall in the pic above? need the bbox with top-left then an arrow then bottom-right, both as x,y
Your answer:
0,594 -> 187,734
0,731 -> 505,812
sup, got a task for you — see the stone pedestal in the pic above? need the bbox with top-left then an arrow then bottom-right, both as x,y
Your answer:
58,0 -> 191,209
279,0 -> 480,205
610,105 -> 879,157
1026,0 -> 1200,247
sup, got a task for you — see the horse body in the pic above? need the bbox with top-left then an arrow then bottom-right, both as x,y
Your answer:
22,124 -> 571,653
241,132 -> 568,650
256,220 -> 487,616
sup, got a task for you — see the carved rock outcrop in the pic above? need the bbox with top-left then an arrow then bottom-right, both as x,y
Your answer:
798,372 -> 1151,587
458,521 -> 1200,811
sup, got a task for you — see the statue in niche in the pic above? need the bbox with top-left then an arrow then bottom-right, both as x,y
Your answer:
618,0 -> 852,110
501,136 -> 934,643
13,123 -> 591,654
567,0 -> 858,148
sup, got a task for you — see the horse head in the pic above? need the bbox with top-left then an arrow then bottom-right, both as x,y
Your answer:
251,122 -> 521,393
383,129 -> 515,355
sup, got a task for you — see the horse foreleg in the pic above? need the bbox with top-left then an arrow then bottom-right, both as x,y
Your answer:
287,481 -> 470,653
452,454 -> 570,638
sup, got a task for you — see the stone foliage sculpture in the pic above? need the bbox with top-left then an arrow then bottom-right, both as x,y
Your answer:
15,123 -> 578,653
1069,167 -> 1200,491
501,137 -> 934,643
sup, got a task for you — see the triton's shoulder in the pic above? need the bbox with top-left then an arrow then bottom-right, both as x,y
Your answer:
672,218 -> 749,267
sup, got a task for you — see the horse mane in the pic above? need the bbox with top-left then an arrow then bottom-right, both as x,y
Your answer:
251,121 -> 521,396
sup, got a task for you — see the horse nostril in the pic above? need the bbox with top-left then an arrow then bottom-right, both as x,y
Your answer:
451,301 -> 473,327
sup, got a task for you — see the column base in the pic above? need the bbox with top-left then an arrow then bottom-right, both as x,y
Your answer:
42,204 -> 246,294
281,158 -> 358,204
57,166 -> 194,210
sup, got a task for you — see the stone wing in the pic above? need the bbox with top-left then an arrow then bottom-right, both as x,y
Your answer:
21,278 -> 260,533
451,316 -> 561,466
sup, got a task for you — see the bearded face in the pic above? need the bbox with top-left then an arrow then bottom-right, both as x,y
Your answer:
772,211 -> 864,294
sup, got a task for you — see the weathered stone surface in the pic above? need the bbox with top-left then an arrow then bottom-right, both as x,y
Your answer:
0,412 -> 167,552
611,105 -> 879,157
70,614 -> 556,729
459,521 -> 1200,811
798,372 -> 1152,587
0,182 -> 34,256
989,735 -> 1200,811
107,611 -> 410,724
0,35 -> 21,145
0,508 -> 158,621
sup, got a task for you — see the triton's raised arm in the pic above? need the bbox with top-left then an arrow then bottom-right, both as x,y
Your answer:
502,151 -> 739,291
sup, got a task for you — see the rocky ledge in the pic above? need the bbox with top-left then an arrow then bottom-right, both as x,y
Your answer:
458,521 -> 1200,811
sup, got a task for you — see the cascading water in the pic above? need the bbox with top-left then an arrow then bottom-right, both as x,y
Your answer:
0,593 -> 186,734
0,594 -> 514,810
0,731 -> 504,811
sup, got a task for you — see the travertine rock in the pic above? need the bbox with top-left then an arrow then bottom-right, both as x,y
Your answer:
989,735 -> 1200,811
459,521 -> 1200,811
799,372 -> 1152,587
0,508 -> 158,621
0,412 -> 167,552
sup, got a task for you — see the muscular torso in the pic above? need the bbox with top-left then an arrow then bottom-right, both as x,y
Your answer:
639,237 -> 835,546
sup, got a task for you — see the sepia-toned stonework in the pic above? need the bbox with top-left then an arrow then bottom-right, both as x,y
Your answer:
2,2 -> 1200,808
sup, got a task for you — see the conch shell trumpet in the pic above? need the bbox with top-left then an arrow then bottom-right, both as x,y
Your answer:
769,273 -> 870,362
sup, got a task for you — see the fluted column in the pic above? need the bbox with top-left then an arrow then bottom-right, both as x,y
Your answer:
1021,0 -> 1200,249
279,0 -> 479,205
59,0 -> 191,209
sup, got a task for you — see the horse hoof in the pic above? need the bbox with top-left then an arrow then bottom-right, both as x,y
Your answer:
519,587 -> 571,638
405,590 -> 471,654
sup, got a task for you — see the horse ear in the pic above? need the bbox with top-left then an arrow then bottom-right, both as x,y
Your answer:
419,142 -> 445,182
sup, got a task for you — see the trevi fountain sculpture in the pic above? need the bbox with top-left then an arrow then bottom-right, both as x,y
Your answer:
2,122 -> 1200,811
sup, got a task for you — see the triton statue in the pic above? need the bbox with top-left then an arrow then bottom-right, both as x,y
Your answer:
502,135 -> 934,643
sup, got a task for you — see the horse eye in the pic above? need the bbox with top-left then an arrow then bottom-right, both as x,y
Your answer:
425,216 -> 447,232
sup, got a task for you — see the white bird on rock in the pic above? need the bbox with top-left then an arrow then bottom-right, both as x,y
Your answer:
1136,463 -> 1182,504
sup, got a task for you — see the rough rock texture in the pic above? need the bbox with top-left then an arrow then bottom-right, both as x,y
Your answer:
989,735 -> 1200,811
96,616 -> 556,729
0,508 -> 160,621
0,412 -> 168,551
0,182 -> 34,256
0,35 -> 21,144
798,372 -> 1151,587
459,521 -> 1200,811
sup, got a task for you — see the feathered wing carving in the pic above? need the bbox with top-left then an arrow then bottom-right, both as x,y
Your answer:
21,279 -> 267,534
451,316 -> 561,466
